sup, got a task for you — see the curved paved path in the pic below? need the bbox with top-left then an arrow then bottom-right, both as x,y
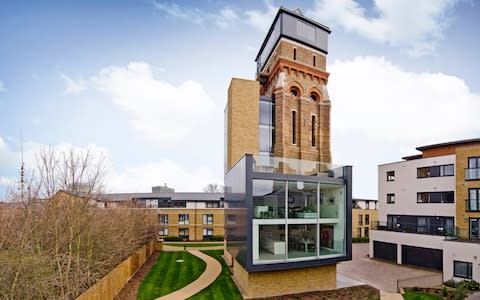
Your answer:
156,250 -> 222,300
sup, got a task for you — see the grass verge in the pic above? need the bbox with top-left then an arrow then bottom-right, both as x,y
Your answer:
137,251 -> 206,300
164,243 -> 224,248
188,250 -> 241,300
402,291 -> 442,300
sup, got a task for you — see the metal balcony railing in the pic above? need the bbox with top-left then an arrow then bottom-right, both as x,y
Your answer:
252,154 -> 344,177
370,221 -> 455,237
465,168 -> 480,180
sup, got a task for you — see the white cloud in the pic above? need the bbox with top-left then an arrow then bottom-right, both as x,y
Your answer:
153,1 -> 204,24
215,8 -> 239,29
92,61 -> 214,143
0,80 -> 6,92
329,56 -> 480,143
153,1 -> 238,29
308,0 -> 459,56
106,160 -> 222,193
60,73 -> 86,95
245,0 -> 278,31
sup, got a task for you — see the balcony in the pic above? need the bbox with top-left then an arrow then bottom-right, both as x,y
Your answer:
252,154 -> 344,177
466,199 -> 480,212
444,227 -> 480,243
465,168 -> 480,180
371,221 -> 455,237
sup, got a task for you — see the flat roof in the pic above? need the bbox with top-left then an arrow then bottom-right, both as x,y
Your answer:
98,192 -> 224,202
416,138 -> 480,151
255,7 -> 331,62
353,198 -> 378,202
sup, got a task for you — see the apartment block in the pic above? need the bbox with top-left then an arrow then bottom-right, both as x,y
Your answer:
370,138 -> 480,282
352,198 -> 378,238
100,191 -> 225,241
224,7 -> 352,298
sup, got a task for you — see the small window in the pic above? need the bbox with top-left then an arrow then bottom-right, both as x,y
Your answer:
364,227 -> 369,237
179,214 -> 189,225
203,214 -> 213,225
454,260 -> 472,279
387,194 -> 395,204
313,55 -> 316,67
357,227 -> 362,237
206,202 -> 219,208
310,92 -> 319,102
159,228 -> 169,236
203,228 -> 214,240
469,157 -> 480,169
358,214 -> 363,226
179,228 -> 189,239
292,111 -> 297,144
365,214 -> 370,225
311,115 -> 316,147
387,171 -> 395,181
293,48 -> 296,60
290,87 -> 300,97
159,214 -> 168,225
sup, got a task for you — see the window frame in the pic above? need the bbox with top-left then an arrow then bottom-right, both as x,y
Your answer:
291,110 -> 297,145
159,228 -> 169,236
453,260 -> 472,279
159,214 -> 168,225
178,214 -> 190,225
203,214 -> 213,225
417,164 -> 454,178
386,193 -> 395,204
387,171 -> 395,182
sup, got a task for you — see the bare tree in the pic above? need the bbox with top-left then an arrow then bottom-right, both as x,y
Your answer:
0,146 -> 156,299
203,183 -> 224,193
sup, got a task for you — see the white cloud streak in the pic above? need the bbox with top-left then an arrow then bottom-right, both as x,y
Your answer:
0,80 -> 6,92
60,73 -> 86,95
308,0 -> 460,56
153,1 -> 238,29
245,0 -> 278,31
92,61 -> 215,144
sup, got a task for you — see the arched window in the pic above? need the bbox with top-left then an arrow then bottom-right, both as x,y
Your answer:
310,92 -> 319,102
290,86 -> 300,97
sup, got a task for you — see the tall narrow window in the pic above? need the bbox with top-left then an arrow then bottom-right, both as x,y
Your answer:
311,115 -> 316,147
292,111 -> 296,144
313,55 -> 316,66
293,48 -> 296,60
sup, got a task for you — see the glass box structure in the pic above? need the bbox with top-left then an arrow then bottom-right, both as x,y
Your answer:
225,154 -> 352,272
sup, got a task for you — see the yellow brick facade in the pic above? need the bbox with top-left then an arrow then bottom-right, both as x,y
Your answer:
352,208 -> 378,238
455,143 -> 480,239
226,78 -> 260,171
232,258 -> 336,298
157,208 -> 224,241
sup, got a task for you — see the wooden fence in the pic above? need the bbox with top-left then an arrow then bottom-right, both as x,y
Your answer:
76,239 -> 159,300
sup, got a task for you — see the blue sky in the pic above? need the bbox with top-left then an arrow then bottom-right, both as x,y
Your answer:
1,0 -> 479,199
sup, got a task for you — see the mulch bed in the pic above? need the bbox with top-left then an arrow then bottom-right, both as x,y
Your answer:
114,251 -> 160,300
257,285 -> 379,300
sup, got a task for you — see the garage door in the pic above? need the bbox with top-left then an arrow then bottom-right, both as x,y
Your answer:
373,241 -> 397,262
402,245 -> 443,271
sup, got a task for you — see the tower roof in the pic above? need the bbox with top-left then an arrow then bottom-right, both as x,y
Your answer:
255,7 -> 331,76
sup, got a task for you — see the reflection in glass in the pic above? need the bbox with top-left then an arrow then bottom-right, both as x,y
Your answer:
256,224 -> 286,262
288,181 -> 317,219
288,224 -> 317,259
253,180 -> 286,219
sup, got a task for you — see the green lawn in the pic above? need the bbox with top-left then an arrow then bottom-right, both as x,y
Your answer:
137,251 -> 206,300
164,243 -> 224,248
403,291 -> 442,300
188,250 -> 241,300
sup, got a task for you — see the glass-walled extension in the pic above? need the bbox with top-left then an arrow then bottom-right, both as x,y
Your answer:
225,154 -> 351,272
252,179 -> 346,264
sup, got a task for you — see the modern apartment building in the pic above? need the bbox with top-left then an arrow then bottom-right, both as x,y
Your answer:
223,7 -> 352,298
352,198 -> 378,238
99,190 -> 225,241
371,138 -> 480,282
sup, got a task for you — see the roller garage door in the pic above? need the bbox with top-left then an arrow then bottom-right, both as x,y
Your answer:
373,241 -> 397,262
402,245 -> 443,271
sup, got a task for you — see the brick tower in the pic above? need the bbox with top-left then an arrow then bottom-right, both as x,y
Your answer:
256,9 -> 332,164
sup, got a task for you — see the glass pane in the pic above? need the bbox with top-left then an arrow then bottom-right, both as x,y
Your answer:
470,189 -> 478,200
288,224 -> 317,259
259,126 -> 271,153
253,180 -> 286,219
288,181 -> 317,219
444,164 -> 454,176
254,224 -> 286,263
320,224 -> 344,255
259,101 -> 272,125
469,158 -> 477,168
320,183 -> 344,218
